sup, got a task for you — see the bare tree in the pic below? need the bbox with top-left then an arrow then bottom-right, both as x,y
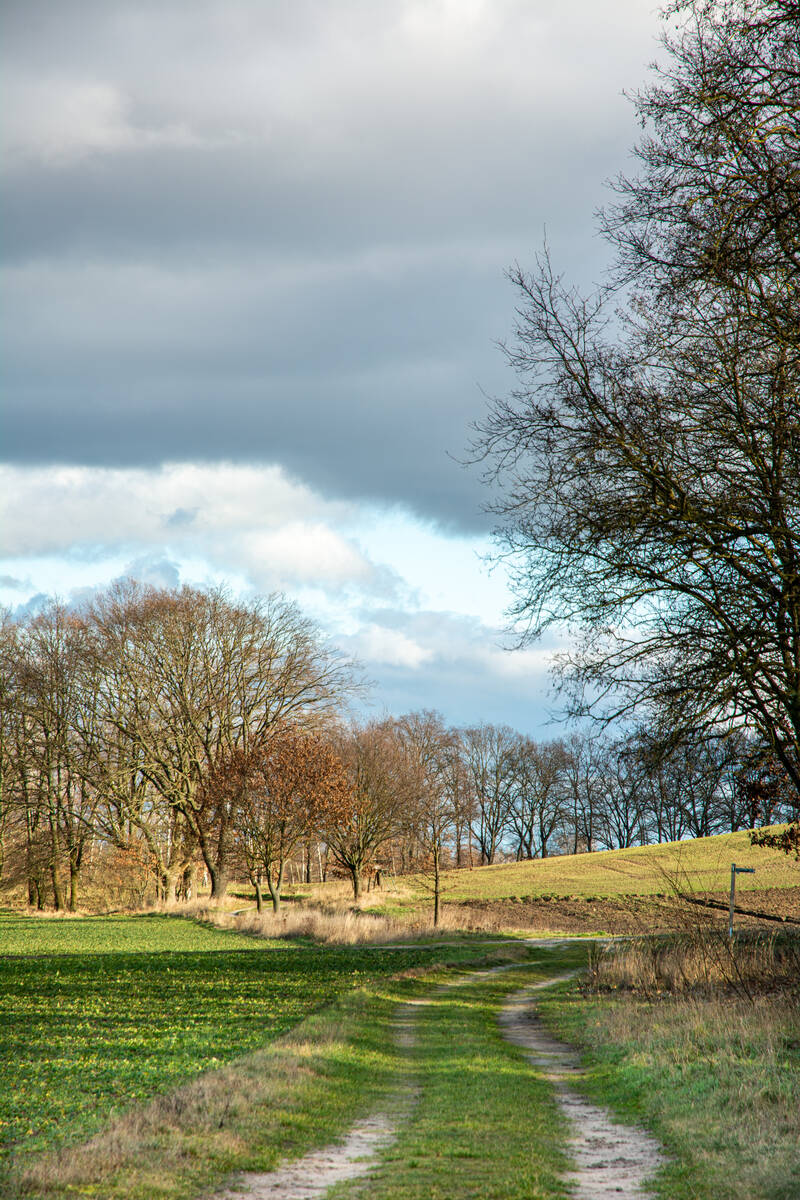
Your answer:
0,613 -> 21,887
508,737 -> 570,859
11,604 -> 99,910
444,738 -> 476,868
594,741 -> 651,851
398,711 -> 457,925
462,724 -> 516,864
472,0 -> 800,792
561,733 -> 605,854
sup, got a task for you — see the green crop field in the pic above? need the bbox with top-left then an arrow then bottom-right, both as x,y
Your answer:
0,912 -> 275,956
0,911 -> 477,1188
398,829 -> 798,905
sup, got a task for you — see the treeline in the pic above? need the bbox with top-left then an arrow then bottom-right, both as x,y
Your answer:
0,584 -> 796,915
0,582 -> 356,911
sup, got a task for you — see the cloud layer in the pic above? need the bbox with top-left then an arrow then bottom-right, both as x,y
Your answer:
2,0 -> 659,529
2,2 -> 661,733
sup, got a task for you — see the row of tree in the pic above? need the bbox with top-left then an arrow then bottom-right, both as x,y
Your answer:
1,584 -> 795,918
0,582 -> 357,910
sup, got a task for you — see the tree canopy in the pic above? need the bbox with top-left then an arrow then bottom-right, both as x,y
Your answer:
473,0 -> 800,789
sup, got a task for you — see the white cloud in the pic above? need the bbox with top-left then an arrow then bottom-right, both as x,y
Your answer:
0,461 -> 575,733
338,605 -> 571,731
348,624 -> 433,670
340,605 -> 564,682
0,461 -> 384,594
1,76 -> 209,166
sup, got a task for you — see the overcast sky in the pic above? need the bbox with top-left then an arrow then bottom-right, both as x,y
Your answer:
0,0 -> 663,733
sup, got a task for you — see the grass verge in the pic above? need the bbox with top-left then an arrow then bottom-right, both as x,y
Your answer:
538,936 -> 800,1200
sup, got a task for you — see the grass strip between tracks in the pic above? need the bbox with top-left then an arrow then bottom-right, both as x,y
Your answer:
331,944 -> 590,1200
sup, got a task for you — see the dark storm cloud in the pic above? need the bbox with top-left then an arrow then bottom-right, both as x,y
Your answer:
1,0 -> 659,529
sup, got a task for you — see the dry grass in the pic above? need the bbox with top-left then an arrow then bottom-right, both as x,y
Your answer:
548,989 -> 800,1200
187,900 -> 538,943
617,997 -> 794,1198
542,934 -> 800,1199
588,930 -> 800,1000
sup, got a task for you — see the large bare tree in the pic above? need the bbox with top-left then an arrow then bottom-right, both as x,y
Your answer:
398,710 -> 457,925
462,724 -> 516,864
90,581 -> 359,898
473,0 -> 800,791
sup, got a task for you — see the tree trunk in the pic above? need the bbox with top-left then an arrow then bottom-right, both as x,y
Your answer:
254,877 -> 263,912
433,852 -> 441,927
182,863 -> 196,901
163,867 -> 182,904
207,862 -> 228,900
49,819 -> 64,911
349,865 -> 362,901
267,862 -> 285,914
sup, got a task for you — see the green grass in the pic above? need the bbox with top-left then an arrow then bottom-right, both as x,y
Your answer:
392,829 -> 799,905
0,912 -> 277,955
334,949 -> 590,1200
538,985 -> 800,1200
0,912 -> 490,1190
7,907 -> 798,1200
16,980 -> 412,1199
10,942 -> 589,1200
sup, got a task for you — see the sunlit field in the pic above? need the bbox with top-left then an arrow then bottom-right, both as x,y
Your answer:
0,911 -> 477,1189
294,829 -> 798,910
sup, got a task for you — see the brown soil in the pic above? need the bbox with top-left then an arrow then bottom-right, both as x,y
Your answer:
456,885 -> 800,935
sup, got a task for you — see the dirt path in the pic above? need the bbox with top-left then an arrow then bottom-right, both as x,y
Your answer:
500,980 -> 664,1199
218,962 -> 663,1200
217,1112 -> 401,1200
215,962 -> 518,1200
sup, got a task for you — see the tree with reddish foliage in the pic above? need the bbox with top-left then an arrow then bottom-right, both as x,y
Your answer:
743,744 -> 800,859
211,726 -> 350,913
326,721 -> 418,901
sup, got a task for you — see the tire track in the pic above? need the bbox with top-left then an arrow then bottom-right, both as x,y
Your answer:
500,979 -> 664,1199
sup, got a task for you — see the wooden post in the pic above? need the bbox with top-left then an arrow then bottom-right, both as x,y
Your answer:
729,863 -> 756,939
